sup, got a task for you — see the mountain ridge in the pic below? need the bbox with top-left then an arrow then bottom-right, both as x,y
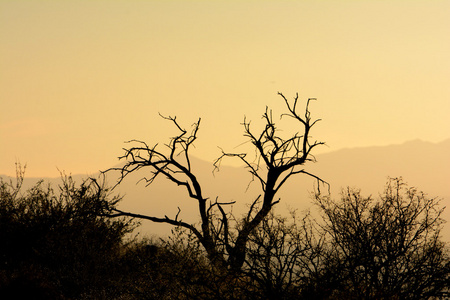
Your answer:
2,139 -> 449,239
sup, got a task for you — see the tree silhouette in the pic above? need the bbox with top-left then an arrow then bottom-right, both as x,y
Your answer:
226,179 -> 450,299
314,178 -> 450,299
104,92 -> 327,271
243,211 -> 326,299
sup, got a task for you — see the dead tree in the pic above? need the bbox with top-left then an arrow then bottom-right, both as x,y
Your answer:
104,92 -> 327,272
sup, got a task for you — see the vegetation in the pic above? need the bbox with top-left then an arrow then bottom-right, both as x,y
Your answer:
1,93 -> 449,298
0,166 -> 135,299
1,170 -> 448,299
315,178 -> 450,299
104,92 -> 327,272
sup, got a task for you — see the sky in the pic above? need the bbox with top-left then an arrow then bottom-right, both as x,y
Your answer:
1,1 -> 449,178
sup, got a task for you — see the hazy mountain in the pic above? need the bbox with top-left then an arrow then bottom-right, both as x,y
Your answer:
2,139 -> 449,240
311,139 -> 450,198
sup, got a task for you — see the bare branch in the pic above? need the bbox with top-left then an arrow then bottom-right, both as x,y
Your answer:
109,207 -> 202,240
104,92 -> 326,273
214,92 -> 326,271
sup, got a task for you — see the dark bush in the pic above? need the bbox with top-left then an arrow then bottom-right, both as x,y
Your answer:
0,168 -> 135,299
314,178 -> 450,299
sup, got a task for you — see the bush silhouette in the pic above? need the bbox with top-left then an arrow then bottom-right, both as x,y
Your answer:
0,169 -> 135,299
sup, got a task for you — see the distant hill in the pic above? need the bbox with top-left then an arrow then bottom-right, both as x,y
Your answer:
310,139 -> 450,198
2,139 -> 449,240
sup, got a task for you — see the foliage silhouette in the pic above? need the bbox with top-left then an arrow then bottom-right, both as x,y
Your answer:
1,167 -> 448,299
0,165 -> 135,299
123,178 -> 450,299
314,177 -> 450,299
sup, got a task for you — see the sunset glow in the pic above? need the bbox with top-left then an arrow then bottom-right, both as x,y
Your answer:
1,1 -> 449,177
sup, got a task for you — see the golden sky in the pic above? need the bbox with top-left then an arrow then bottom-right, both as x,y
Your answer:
1,1 -> 449,177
